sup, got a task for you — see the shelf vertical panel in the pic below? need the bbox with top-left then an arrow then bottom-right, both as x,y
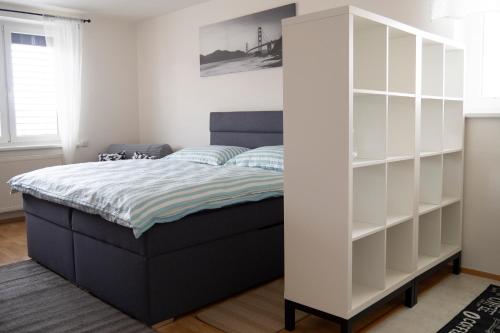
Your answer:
442,151 -> 463,202
444,47 -> 464,98
388,29 -> 416,94
354,164 -> 386,232
354,16 -> 387,91
387,220 -> 414,286
413,35 -> 422,272
418,210 -> 442,264
443,101 -> 464,151
352,231 -> 386,310
421,99 -> 443,154
354,94 -> 386,160
441,202 -> 461,248
422,41 -> 444,96
388,96 -> 415,158
387,160 -> 414,225
283,13 -> 352,317
420,155 -> 443,207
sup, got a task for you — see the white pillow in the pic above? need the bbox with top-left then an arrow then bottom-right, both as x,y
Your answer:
166,145 -> 249,166
225,145 -> 283,171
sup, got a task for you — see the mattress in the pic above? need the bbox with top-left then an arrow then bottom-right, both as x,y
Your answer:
10,159 -> 283,237
23,194 -> 283,257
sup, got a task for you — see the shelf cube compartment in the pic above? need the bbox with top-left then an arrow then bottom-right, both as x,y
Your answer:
388,96 -> 415,159
418,210 -> 441,268
442,152 -> 462,204
445,47 -> 464,98
422,40 -> 444,97
354,17 -> 387,91
386,220 -> 414,287
421,99 -> 443,155
353,164 -> 386,240
443,101 -> 463,151
441,202 -> 461,253
419,155 -> 443,214
387,160 -> 414,227
388,28 -> 416,94
353,94 -> 386,162
352,231 -> 386,309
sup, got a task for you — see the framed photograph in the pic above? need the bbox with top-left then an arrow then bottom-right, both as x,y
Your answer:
199,4 -> 296,77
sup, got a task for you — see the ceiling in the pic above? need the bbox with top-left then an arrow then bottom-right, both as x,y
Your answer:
0,0 -> 213,20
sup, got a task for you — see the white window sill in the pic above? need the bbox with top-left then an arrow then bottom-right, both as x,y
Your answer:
465,113 -> 500,118
0,143 -> 62,152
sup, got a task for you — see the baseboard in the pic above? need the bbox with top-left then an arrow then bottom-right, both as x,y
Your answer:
462,268 -> 500,282
0,211 -> 25,223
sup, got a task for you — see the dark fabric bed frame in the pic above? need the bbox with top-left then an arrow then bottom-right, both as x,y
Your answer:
23,111 -> 284,326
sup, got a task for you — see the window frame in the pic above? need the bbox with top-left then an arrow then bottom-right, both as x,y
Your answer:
0,25 -> 9,144
0,21 -> 60,147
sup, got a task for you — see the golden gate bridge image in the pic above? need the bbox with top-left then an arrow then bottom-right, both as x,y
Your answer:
199,4 -> 295,77
245,27 -> 281,56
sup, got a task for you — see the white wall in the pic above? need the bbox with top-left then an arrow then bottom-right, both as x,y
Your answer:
137,0 -> 454,150
463,117 -> 500,275
453,15 -> 500,276
77,16 -> 139,162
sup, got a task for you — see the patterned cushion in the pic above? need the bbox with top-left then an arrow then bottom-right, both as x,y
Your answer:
98,151 -> 126,162
225,145 -> 283,171
132,152 -> 157,160
166,146 -> 248,166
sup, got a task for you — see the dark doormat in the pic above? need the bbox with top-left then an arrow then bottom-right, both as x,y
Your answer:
438,284 -> 500,333
0,260 -> 154,333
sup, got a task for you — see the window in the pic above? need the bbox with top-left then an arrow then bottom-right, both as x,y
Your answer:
482,12 -> 500,98
0,22 -> 59,146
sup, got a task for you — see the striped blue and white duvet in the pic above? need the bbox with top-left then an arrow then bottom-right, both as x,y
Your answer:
8,159 -> 283,238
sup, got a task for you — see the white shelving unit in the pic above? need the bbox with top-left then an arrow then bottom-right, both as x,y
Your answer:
442,151 -> 463,205
419,155 -> 442,214
387,160 -> 414,227
421,99 -> 443,155
388,97 -> 415,159
353,164 -> 386,240
388,28 -> 416,94
283,6 -> 464,324
422,40 -> 444,97
353,93 -> 386,164
386,220 -> 413,287
443,101 -> 464,151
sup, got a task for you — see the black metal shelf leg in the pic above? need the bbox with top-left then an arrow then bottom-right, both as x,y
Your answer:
404,280 -> 417,308
340,319 -> 353,333
452,253 -> 462,275
285,300 -> 296,331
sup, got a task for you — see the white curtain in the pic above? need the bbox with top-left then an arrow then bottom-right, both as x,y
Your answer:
43,18 -> 83,164
432,0 -> 500,19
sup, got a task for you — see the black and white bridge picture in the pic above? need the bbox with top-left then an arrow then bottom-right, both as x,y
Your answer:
199,4 -> 296,77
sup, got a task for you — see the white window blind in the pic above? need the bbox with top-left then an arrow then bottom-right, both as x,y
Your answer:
10,32 -> 58,138
0,23 -> 60,147
482,12 -> 500,98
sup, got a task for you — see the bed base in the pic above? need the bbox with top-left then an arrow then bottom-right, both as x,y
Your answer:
25,199 -> 283,326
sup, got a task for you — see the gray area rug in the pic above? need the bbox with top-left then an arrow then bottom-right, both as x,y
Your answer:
0,260 -> 154,333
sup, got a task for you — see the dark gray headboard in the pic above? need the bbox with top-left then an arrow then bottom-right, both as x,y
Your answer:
210,111 -> 283,149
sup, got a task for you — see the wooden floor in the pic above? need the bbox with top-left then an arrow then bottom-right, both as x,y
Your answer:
0,220 -> 28,266
1,220 -> 497,333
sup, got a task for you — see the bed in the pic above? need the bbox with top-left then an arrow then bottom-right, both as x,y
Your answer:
18,111 -> 284,325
